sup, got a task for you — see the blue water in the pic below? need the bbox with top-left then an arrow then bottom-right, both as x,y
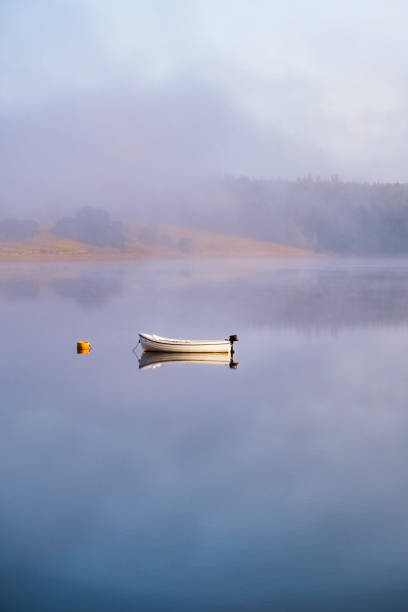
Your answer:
1,258 -> 408,611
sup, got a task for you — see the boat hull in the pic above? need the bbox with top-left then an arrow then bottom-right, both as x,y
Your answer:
139,333 -> 231,353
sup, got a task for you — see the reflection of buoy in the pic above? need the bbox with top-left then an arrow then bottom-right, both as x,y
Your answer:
77,341 -> 91,354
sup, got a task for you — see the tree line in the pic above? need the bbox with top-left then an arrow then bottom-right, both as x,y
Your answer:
0,208 -> 125,248
3,178 -> 408,254
176,177 -> 408,254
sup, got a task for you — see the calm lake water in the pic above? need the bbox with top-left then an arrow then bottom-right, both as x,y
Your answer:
1,257 -> 408,611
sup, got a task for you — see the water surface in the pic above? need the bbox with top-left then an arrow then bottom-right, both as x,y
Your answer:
1,258 -> 408,611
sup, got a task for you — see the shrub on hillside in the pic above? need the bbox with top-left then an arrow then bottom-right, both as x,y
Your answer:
52,207 -> 125,248
0,218 -> 40,242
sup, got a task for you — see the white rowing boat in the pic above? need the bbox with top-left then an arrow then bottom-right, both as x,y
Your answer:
138,332 -> 238,354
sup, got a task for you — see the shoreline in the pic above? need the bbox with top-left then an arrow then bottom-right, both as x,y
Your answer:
0,235 -> 316,263
0,251 -> 317,263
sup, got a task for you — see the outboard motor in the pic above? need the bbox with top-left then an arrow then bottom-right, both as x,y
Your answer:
228,334 -> 239,354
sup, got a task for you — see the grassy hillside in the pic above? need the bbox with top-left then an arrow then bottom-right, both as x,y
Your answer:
0,225 -> 314,262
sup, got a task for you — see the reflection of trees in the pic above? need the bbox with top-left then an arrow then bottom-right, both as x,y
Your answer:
0,268 -> 123,307
52,275 -> 122,308
160,265 -> 408,331
258,270 -> 408,330
177,237 -> 193,253
2,261 -> 408,327
247,268 -> 408,330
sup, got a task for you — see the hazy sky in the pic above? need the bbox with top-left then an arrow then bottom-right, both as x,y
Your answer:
1,0 -> 408,213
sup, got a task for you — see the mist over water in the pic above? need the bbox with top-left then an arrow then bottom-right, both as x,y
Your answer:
2,2 -> 408,609
1,258 -> 408,611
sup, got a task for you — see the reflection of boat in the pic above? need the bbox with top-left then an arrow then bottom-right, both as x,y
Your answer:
139,332 -> 238,354
138,351 -> 239,370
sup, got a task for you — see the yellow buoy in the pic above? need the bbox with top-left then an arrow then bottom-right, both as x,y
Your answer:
77,341 -> 91,354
